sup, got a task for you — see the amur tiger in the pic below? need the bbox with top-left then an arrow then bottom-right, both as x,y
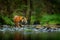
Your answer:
13,15 -> 27,27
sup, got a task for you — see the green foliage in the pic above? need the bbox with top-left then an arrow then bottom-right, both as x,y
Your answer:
2,16 -> 14,25
31,16 -> 36,24
41,14 -> 60,24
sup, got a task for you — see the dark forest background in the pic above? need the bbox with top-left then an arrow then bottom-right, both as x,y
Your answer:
0,0 -> 60,26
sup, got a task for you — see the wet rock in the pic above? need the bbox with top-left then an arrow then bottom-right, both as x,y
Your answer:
2,25 -> 10,28
0,25 -> 60,33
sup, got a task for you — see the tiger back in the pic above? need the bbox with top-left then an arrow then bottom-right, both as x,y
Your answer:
14,16 -> 23,22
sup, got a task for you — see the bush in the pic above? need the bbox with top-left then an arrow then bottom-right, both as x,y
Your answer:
1,16 -> 14,26
41,14 -> 60,25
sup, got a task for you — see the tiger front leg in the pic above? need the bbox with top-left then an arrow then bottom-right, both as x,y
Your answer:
15,22 -> 20,27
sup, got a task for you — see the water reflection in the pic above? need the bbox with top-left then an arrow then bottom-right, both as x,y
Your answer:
14,32 -> 23,40
0,25 -> 60,40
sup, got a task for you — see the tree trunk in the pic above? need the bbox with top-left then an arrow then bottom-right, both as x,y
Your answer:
27,0 -> 33,24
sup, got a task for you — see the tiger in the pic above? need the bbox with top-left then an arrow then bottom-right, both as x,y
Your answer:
13,15 -> 27,27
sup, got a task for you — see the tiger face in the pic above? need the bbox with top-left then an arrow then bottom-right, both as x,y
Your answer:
13,15 -> 27,27
21,17 -> 27,24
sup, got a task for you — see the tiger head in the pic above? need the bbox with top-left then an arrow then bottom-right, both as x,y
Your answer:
21,16 -> 28,24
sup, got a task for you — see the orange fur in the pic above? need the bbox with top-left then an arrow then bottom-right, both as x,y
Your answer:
13,15 -> 27,27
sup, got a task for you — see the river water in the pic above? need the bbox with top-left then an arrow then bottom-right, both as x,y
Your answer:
0,25 -> 60,40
